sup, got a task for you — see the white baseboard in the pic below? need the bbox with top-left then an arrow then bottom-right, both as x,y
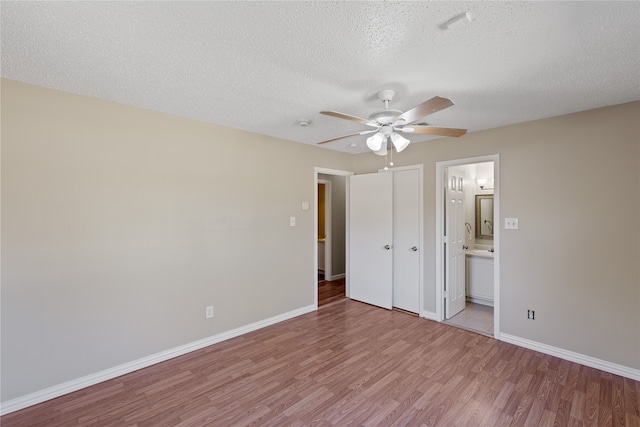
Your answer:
0,304 -> 316,416
465,296 -> 493,307
326,273 -> 345,281
500,333 -> 640,381
421,310 -> 438,321
6,307 -> 636,415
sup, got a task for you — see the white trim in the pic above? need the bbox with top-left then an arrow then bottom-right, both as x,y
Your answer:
314,167 -> 353,177
0,305 -> 316,415
421,310 -> 438,321
501,333 -> 640,381
345,176 -> 350,298
435,155 -> 500,339
465,296 -> 493,307
326,273 -> 346,281
492,157 -> 500,339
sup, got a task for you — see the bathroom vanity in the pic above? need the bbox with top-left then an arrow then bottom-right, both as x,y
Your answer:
465,250 -> 494,307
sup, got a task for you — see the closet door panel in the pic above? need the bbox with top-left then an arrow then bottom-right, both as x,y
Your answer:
393,169 -> 420,313
349,173 -> 393,309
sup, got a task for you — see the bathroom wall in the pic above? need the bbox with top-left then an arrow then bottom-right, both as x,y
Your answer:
457,162 -> 494,249
471,162 -> 494,247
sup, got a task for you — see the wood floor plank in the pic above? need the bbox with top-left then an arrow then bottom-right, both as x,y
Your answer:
2,298 -> 639,427
614,374 -> 629,427
317,278 -> 345,307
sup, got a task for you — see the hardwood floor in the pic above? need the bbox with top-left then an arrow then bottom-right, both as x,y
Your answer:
3,299 -> 638,426
318,277 -> 345,306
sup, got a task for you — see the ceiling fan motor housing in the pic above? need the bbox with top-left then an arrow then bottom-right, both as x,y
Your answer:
369,89 -> 401,124
369,109 -> 403,125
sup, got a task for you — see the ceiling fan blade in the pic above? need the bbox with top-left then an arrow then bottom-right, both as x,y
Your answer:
399,125 -> 467,137
393,96 -> 455,125
321,111 -> 379,127
317,129 -> 378,145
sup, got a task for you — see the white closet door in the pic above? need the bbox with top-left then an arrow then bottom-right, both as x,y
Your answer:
349,172 -> 393,309
445,167 -> 467,319
392,169 -> 420,313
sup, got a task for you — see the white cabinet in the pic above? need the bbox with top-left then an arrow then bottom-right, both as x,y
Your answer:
465,255 -> 494,307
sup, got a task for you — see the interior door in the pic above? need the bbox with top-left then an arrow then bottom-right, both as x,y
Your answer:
349,172 -> 393,309
445,167 -> 466,319
392,169 -> 420,313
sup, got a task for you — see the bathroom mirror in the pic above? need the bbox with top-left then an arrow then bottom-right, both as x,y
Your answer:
475,194 -> 494,240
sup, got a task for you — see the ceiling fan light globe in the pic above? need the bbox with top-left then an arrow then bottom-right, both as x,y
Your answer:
366,133 -> 384,151
373,145 -> 388,156
390,133 -> 410,152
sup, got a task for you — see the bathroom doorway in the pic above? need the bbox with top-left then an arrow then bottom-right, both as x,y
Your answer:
435,155 -> 500,338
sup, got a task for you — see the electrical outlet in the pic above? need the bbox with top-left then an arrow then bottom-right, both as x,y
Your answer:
505,218 -> 519,229
527,309 -> 535,320
206,306 -> 214,319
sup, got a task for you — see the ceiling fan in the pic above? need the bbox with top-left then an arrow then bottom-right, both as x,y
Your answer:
317,90 -> 467,155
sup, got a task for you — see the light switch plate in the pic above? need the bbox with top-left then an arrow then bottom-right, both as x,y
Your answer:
290,216 -> 296,226
301,202 -> 310,211
505,218 -> 519,229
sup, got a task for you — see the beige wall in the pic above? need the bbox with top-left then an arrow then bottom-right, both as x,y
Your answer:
0,79 -> 354,401
2,78 -> 638,405
355,101 -> 640,370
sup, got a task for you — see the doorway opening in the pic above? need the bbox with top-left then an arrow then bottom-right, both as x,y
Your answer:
314,168 -> 352,308
435,155 -> 500,338
317,180 -> 329,280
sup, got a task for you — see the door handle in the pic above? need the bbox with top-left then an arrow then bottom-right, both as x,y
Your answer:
411,246 -> 418,252
384,245 -> 392,250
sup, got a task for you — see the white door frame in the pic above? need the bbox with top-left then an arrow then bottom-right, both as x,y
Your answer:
435,155 -> 500,338
317,179 -> 332,279
314,167 -> 353,308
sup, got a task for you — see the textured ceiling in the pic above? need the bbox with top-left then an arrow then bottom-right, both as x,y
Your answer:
2,1 -> 639,153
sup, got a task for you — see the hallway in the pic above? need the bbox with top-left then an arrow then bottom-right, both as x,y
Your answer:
318,277 -> 345,306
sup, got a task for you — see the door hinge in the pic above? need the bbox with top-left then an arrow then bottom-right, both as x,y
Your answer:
443,290 -> 448,298
443,236 -> 448,244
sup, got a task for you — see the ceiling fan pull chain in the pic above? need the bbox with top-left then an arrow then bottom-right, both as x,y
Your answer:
383,142 -> 389,171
